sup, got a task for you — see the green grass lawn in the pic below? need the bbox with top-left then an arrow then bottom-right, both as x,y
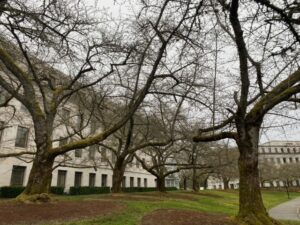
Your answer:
41,190 -> 300,225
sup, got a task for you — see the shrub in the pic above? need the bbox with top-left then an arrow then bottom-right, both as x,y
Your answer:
121,187 -> 157,193
121,187 -> 177,193
69,186 -> 111,195
0,186 -> 25,198
166,187 -> 178,191
50,186 -> 65,195
0,186 -> 66,198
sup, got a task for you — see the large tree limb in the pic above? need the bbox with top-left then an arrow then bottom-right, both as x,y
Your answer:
193,131 -> 237,142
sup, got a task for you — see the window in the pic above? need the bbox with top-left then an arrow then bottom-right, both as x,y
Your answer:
280,148 -> 284,153
137,178 -> 141,187
10,166 -> 26,186
296,158 -> 299,163
283,158 -> 287,164
261,148 -> 265,153
144,178 -> 147,188
277,158 -> 281,164
275,148 -> 278,152
89,145 -> 97,160
130,177 -> 134,187
57,170 -> 67,187
101,149 -> 107,162
122,176 -> 126,187
0,121 -> 4,143
90,118 -> 99,134
287,148 -> 290,153
61,108 -> 71,123
268,147 -> 271,152
289,157 -> 293,163
15,126 -> 29,148
293,148 -> 296,153
89,173 -> 96,187
101,174 -> 107,187
74,172 -> 82,187
75,149 -> 82,158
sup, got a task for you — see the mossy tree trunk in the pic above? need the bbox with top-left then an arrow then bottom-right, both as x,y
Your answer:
111,156 -> 126,193
236,125 -> 278,225
17,117 -> 55,202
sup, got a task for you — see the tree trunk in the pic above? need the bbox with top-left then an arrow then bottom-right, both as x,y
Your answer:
237,126 -> 278,225
183,177 -> 187,190
111,157 -> 126,193
192,166 -> 199,192
156,176 -> 166,192
223,177 -> 229,190
17,118 -> 55,202
17,152 -> 54,202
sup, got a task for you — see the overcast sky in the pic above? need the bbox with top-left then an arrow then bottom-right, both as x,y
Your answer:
90,0 -> 300,144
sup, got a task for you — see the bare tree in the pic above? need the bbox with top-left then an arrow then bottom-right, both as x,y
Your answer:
192,0 -> 299,224
0,0 -> 197,201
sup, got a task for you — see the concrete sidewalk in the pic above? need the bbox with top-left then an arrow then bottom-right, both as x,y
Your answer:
269,197 -> 300,221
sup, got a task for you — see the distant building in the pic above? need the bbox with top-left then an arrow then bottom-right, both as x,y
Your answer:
206,141 -> 300,189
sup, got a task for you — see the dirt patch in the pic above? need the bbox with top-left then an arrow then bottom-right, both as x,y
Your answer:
0,200 -> 123,225
141,209 -> 237,225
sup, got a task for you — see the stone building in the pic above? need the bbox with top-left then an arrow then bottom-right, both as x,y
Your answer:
0,91 -> 179,192
206,140 -> 300,189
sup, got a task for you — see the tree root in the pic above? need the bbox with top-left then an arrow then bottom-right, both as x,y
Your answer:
235,212 -> 283,225
16,193 -> 52,203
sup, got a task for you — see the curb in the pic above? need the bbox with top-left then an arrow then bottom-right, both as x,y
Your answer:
297,206 -> 300,219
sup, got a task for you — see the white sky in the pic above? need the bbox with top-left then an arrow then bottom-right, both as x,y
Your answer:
88,0 -> 300,144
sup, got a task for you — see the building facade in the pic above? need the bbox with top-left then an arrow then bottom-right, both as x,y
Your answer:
0,96 -> 179,192
207,141 -> 300,189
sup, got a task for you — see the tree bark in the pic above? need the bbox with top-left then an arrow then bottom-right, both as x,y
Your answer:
156,176 -> 166,192
236,126 -> 278,225
183,177 -> 187,190
17,152 -> 54,202
17,118 -> 55,202
223,177 -> 229,190
111,157 -> 126,193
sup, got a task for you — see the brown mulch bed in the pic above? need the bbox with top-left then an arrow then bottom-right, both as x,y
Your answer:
0,200 -> 123,225
141,209 -> 237,225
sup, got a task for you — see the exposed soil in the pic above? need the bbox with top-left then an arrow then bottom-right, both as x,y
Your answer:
0,200 -> 123,225
141,209 -> 237,225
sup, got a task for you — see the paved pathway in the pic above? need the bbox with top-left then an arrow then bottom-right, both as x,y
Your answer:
269,197 -> 300,221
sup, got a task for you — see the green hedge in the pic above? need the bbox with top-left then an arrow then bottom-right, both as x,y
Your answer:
166,187 -> 178,191
121,187 -> 157,193
0,186 -> 65,198
50,186 -> 65,195
0,186 -> 25,198
121,187 -> 178,192
69,186 -> 111,195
